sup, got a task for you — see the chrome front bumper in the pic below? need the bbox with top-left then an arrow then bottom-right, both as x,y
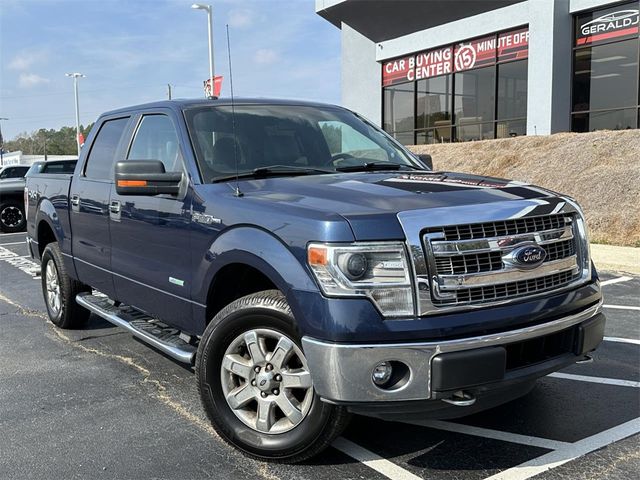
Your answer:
301,301 -> 603,403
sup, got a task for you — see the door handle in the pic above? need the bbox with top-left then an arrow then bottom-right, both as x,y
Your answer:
109,200 -> 121,214
70,195 -> 80,207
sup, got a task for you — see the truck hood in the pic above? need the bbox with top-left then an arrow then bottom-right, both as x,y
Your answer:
235,171 -> 557,240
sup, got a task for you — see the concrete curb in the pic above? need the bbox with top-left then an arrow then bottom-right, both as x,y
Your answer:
591,244 -> 640,275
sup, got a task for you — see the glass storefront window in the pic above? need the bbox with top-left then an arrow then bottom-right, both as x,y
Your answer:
417,76 -> 452,129
383,83 -> 415,135
382,27 -> 529,144
572,108 -> 638,132
573,39 -> 639,112
497,119 -> 527,138
498,60 -> 528,120
456,122 -> 495,142
454,67 -> 496,125
572,2 -> 640,132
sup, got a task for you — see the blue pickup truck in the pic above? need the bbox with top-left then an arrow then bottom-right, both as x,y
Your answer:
26,99 -> 605,462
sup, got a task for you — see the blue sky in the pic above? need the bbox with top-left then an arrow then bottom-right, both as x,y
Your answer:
0,0 -> 341,140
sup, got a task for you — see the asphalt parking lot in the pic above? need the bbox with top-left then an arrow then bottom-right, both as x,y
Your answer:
0,231 -> 638,480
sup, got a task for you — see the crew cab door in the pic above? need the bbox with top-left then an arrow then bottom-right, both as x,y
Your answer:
70,115 -> 131,298
109,111 -> 193,330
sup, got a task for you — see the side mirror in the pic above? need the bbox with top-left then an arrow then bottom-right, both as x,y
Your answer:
417,154 -> 433,170
115,160 -> 182,196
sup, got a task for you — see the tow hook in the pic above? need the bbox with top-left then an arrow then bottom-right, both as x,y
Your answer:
442,390 -> 476,407
576,354 -> 594,364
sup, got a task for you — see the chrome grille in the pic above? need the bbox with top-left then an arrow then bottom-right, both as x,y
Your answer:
436,270 -> 576,305
435,251 -> 503,275
430,214 -> 568,241
544,239 -> 576,262
424,214 -> 582,307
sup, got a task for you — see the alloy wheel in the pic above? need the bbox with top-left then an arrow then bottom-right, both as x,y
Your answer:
45,260 -> 62,316
220,328 -> 314,434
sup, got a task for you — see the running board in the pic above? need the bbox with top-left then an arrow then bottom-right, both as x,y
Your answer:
76,293 -> 196,364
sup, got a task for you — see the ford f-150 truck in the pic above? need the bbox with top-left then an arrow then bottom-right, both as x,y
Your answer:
26,99 -> 605,462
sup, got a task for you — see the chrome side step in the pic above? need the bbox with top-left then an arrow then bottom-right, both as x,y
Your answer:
76,293 -> 197,364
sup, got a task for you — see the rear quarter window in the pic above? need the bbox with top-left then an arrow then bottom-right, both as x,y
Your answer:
84,117 -> 129,181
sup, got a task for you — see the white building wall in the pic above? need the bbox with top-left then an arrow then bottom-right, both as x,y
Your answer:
337,0 -> 623,137
341,23 -> 382,124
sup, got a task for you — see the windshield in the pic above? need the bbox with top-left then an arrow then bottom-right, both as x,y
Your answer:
184,104 -> 422,182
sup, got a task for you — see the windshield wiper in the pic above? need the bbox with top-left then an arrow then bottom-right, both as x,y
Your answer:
211,165 -> 333,183
335,162 -> 422,173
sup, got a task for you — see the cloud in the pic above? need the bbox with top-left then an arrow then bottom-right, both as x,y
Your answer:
9,52 -> 42,71
228,9 -> 253,28
253,48 -> 279,65
18,73 -> 50,88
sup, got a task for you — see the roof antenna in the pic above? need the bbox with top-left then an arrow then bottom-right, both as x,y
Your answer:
226,24 -> 243,198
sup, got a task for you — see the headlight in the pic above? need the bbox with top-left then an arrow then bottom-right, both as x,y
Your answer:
307,242 -> 414,317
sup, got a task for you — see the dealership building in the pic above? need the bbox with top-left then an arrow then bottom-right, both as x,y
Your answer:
316,0 -> 640,144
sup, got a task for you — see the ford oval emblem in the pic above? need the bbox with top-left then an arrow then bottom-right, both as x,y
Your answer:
502,243 -> 547,270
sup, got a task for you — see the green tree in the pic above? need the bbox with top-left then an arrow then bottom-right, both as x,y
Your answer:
4,123 -> 93,155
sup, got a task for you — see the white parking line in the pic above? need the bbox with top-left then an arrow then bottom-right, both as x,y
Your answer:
333,437 -> 422,480
0,241 -> 26,246
603,304 -> 640,311
482,417 -> 640,480
548,372 -> 640,388
600,276 -> 633,286
604,336 -> 640,346
0,232 -> 26,237
405,419 -> 570,450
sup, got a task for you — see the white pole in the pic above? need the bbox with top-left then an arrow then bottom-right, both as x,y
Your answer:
73,76 -> 81,156
207,5 -> 214,96
66,73 -> 84,157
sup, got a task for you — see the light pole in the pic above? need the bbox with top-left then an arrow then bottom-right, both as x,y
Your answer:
0,117 -> 8,166
191,3 -> 215,98
65,72 -> 85,156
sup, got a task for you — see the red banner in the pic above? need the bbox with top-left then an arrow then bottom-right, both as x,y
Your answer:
382,55 -> 414,86
204,76 -> 223,97
414,46 -> 453,80
382,27 -> 529,85
454,35 -> 497,72
498,28 -> 530,61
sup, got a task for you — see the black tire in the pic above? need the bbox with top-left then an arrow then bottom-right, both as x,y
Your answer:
0,200 -> 26,233
196,290 -> 350,463
41,243 -> 91,329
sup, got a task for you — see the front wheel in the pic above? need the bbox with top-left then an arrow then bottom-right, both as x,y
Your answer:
196,290 -> 350,463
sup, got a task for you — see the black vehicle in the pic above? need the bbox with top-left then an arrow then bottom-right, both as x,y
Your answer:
0,165 -> 30,180
0,159 -> 77,233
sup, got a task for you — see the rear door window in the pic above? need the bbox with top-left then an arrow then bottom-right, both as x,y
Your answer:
84,117 -> 129,181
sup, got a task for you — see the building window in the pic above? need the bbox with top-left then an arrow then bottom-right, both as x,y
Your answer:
382,27 -> 529,144
572,2 -> 640,132
497,60 -> 528,137
416,75 -> 452,143
383,82 -> 415,144
454,67 -> 496,141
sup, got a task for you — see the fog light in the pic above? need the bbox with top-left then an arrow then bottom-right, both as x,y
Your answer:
372,362 -> 393,386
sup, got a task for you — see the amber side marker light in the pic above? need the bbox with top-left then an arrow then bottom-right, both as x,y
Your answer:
308,246 -> 328,266
117,180 -> 147,187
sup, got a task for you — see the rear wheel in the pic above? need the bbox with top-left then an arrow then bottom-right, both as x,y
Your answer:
0,200 -> 26,233
41,243 -> 91,328
196,290 -> 350,463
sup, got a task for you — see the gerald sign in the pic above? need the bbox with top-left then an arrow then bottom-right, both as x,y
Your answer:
382,27 -> 529,86
576,8 -> 639,45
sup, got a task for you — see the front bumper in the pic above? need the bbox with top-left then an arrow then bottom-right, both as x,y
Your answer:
302,301 -> 604,404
